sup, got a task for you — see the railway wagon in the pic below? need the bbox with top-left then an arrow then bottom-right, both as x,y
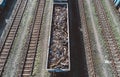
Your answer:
114,0 -> 120,6
0,0 -> 6,13
46,3 -> 70,72
113,0 -> 120,11
54,0 -> 68,2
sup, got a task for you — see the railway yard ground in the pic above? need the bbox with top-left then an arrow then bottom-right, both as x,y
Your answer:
0,0 -> 120,77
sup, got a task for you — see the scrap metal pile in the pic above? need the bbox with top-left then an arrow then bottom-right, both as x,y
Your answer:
48,4 -> 69,70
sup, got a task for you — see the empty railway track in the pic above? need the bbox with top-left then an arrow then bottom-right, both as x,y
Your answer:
94,0 -> 120,76
18,0 -> 45,76
78,0 -> 97,77
0,0 -> 28,76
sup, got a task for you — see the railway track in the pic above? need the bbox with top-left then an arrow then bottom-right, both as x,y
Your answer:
18,0 -> 45,76
78,0 -> 97,77
94,0 -> 120,76
0,0 -> 28,76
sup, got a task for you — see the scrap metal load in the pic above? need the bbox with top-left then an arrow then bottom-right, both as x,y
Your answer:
47,3 -> 70,72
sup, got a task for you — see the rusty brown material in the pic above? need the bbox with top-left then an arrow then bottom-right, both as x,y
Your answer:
47,3 -> 70,72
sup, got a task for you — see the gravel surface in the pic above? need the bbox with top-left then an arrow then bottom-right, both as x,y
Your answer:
84,0 -> 120,77
104,0 -> 120,30
32,0 -> 53,77
102,0 -> 120,48
85,0 -> 108,77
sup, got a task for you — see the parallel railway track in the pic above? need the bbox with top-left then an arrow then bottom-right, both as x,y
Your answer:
78,0 -> 97,77
18,0 -> 45,76
0,0 -> 28,76
94,0 -> 120,76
